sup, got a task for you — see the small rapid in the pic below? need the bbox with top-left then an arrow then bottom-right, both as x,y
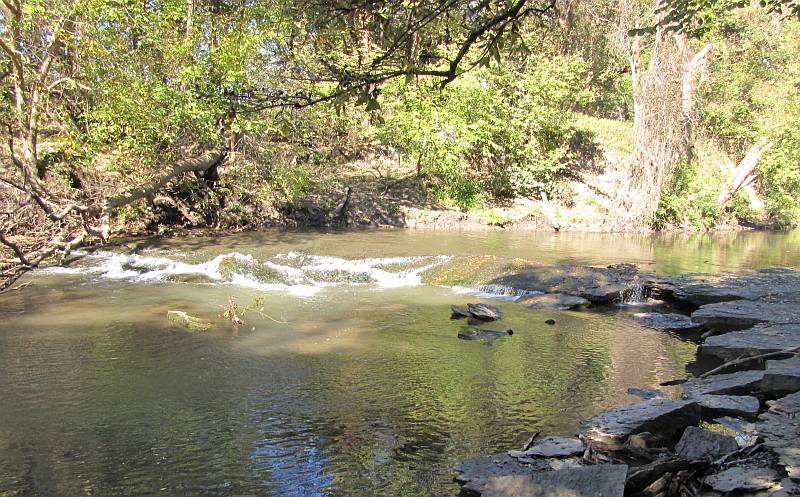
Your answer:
42,250 -> 453,297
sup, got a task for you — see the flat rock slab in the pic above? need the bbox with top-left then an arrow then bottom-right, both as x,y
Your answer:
683,370 -> 765,398
479,464 -> 627,497
655,268 -> 800,306
516,293 -> 589,310
468,303 -> 504,321
756,391 -> 800,480
485,264 -> 642,304
763,356 -> 800,395
694,395 -> 761,420
701,323 -> 800,361
631,312 -> 703,331
704,467 -> 779,493
454,453 -> 550,494
675,426 -> 738,461
523,436 -> 584,458
692,301 -> 800,331
581,399 -> 701,444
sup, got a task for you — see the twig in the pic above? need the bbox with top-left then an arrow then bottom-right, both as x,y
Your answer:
699,347 -> 800,378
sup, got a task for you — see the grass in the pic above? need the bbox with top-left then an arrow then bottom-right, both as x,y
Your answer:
571,113 -> 633,158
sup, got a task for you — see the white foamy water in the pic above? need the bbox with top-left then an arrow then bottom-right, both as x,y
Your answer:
39,250 -> 453,297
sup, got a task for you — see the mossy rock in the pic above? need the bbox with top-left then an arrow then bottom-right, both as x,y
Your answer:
167,310 -> 212,331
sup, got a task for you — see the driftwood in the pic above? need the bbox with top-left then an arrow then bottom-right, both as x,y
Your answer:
540,191 -> 560,231
718,137 -> 774,211
625,457 -> 706,492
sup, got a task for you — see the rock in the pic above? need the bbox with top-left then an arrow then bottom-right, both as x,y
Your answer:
694,395 -> 761,420
523,436 -> 584,458
675,426 -> 738,461
581,399 -> 701,445
762,356 -> 800,395
485,264 -> 643,304
692,301 -> 800,331
454,453 -> 551,494
451,305 -> 472,319
479,464 -> 627,497
703,467 -> 779,493
517,293 -> 589,310
682,370 -> 765,398
701,323 -> 800,361
467,303 -> 503,321
656,269 -> 800,307
166,310 -> 212,331
755,391 -> 800,481
713,416 -> 759,447
631,312 -> 703,331
627,387 -> 666,400
458,328 -> 513,341
544,319 -> 555,325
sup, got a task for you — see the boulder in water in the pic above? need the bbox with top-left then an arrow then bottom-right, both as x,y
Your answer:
450,305 -> 472,319
467,303 -> 503,321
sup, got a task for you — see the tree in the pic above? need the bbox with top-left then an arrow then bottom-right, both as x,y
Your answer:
1,0 -> 559,291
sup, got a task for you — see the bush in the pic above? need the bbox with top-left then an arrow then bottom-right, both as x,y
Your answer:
376,57 -> 590,209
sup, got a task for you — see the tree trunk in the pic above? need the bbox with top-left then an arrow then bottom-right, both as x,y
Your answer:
718,137 -> 774,210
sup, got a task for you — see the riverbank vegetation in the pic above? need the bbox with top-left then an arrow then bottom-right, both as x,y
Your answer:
1,0 -> 799,289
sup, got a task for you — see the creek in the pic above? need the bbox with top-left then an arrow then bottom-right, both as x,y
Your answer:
1,229 -> 798,496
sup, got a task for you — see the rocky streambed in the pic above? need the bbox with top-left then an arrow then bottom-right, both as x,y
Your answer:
453,264 -> 800,497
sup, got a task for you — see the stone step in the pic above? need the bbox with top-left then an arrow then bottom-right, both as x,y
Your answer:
701,323 -> 800,361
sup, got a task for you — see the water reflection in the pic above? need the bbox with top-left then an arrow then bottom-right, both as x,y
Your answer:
0,229 -> 798,496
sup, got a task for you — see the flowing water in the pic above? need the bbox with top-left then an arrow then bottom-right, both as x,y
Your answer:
1,229 -> 798,497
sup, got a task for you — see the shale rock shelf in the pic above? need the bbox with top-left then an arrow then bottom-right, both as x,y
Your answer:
454,265 -> 800,497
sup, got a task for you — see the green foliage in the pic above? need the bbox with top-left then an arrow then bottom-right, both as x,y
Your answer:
656,160 -> 726,229
759,123 -> 800,226
377,58 -> 590,209
700,8 -> 800,227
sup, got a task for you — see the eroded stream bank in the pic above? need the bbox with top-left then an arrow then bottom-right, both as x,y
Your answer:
453,264 -> 800,497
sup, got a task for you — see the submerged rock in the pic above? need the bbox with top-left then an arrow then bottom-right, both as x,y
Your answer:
516,293 -> 589,310
458,328 -> 513,341
701,323 -> 800,360
703,467 -> 779,493
166,310 -> 212,331
627,387 -> 666,400
631,312 -> 703,331
675,426 -> 738,461
581,399 -> 701,445
467,303 -> 503,321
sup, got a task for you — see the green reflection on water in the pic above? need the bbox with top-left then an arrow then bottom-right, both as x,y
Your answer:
0,228 -> 797,496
